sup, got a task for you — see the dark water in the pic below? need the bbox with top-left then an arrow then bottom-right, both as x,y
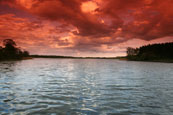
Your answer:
0,59 -> 173,115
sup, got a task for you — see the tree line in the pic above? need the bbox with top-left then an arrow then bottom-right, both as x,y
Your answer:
0,39 -> 29,60
127,42 -> 173,61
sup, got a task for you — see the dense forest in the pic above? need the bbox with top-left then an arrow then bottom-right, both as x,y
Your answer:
127,42 -> 173,61
0,39 -> 29,60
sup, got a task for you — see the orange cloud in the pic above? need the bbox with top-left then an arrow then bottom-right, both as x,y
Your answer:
81,1 -> 98,13
0,0 -> 172,56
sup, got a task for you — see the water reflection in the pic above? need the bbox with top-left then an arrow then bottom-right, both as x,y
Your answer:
0,59 -> 173,114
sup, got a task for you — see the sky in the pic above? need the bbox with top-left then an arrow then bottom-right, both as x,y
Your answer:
0,0 -> 172,57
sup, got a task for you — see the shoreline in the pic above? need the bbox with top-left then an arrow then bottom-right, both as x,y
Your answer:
128,60 -> 173,63
29,55 -> 117,59
28,56 -> 173,63
0,56 -> 173,63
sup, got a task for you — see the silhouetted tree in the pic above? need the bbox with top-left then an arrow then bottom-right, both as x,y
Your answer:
127,47 -> 139,56
127,47 -> 139,60
0,39 -> 30,60
3,39 -> 16,48
0,46 -> 3,59
23,51 -> 29,57
3,39 -> 18,59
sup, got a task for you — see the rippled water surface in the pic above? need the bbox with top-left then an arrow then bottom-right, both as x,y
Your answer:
0,59 -> 173,115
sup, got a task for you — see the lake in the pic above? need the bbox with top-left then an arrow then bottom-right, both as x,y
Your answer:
0,58 -> 173,115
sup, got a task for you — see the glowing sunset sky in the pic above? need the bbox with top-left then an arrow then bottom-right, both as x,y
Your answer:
0,0 -> 173,57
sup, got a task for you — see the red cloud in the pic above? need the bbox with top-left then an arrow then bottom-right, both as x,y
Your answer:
0,0 -> 172,56
99,0 -> 173,40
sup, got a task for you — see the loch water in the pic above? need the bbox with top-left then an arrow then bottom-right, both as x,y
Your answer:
0,58 -> 173,115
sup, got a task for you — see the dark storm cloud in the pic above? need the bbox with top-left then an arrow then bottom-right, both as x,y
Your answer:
0,0 -> 172,54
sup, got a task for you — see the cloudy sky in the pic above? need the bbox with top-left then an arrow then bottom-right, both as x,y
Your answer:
0,0 -> 172,57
